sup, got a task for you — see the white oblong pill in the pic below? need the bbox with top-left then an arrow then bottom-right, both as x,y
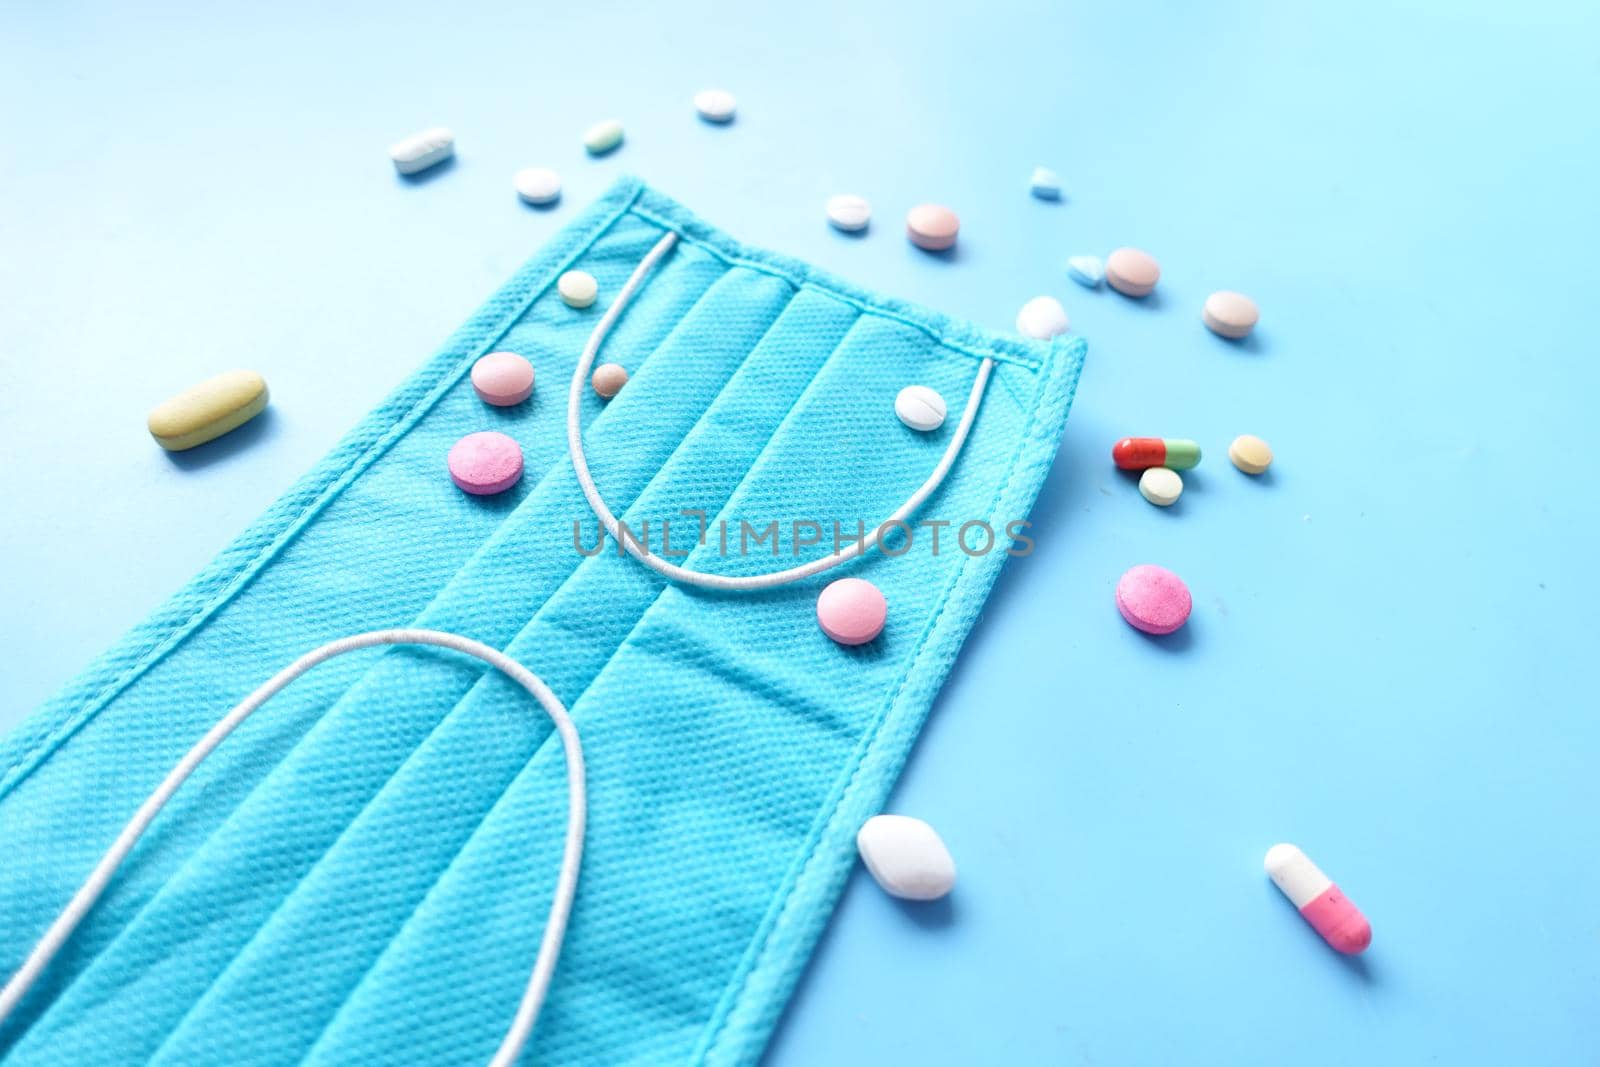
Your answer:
894,384 -> 946,432
1067,255 -> 1104,288
1016,295 -> 1071,339
856,815 -> 956,901
1138,467 -> 1183,506
1030,166 -> 1062,200
558,270 -> 598,308
389,127 -> 454,175
694,88 -> 737,122
583,119 -> 624,155
514,166 -> 561,205
826,194 -> 871,232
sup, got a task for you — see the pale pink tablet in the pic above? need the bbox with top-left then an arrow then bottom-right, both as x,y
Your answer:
1105,247 -> 1161,297
470,351 -> 535,406
817,577 -> 888,645
1115,564 -> 1191,634
447,431 -> 524,495
905,204 -> 960,251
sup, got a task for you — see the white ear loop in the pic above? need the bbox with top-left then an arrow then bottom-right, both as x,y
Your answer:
0,629 -> 584,1067
567,229 -> 996,592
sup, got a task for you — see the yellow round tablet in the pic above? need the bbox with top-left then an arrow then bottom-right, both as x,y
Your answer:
1228,434 -> 1273,474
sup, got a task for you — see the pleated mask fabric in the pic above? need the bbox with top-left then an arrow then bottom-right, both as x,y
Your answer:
0,177 -> 1086,1065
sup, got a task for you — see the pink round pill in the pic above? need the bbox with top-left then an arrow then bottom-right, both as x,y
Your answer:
816,577 -> 888,646
470,351 -> 535,406
1115,564 -> 1192,635
1105,247 -> 1161,297
905,204 -> 960,251
447,431 -> 524,495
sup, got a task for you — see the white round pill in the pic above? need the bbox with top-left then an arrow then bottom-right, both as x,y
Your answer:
513,167 -> 561,205
894,384 -> 947,432
1138,467 -> 1183,506
1015,295 -> 1071,339
558,270 -> 598,308
856,814 -> 956,901
694,88 -> 737,123
826,194 -> 871,233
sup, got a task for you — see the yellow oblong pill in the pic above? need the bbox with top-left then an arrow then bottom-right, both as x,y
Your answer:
147,369 -> 270,451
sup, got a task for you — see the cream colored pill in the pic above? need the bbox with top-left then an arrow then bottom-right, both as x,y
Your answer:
1106,247 -> 1161,297
147,369 -> 269,452
1229,434 -> 1274,474
1016,295 -> 1070,339
583,119 -> 624,155
1138,467 -> 1183,506
388,127 -> 454,175
592,362 -> 628,399
558,270 -> 598,308
514,166 -> 561,205
694,88 -> 737,122
826,194 -> 871,232
894,385 -> 946,432
1203,291 -> 1260,339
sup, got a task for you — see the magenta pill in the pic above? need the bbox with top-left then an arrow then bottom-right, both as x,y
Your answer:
1115,564 -> 1192,635
447,431 -> 524,495
817,577 -> 888,645
470,351 -> 535,406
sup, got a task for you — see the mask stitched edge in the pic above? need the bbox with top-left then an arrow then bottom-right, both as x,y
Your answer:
693,332 -> 1087,1065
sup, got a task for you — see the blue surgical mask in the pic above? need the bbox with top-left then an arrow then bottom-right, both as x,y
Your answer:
0,177 -> 1085,1065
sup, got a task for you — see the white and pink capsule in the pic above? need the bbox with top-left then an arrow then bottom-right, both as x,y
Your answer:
1264,844 -> 1371,955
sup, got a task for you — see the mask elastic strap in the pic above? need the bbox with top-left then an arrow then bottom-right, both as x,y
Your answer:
567,229 -> 996,592
0,629 -> 584,1067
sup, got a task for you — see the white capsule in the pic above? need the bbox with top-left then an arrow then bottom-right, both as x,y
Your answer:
583,119 -> 624,155
1264,843 -> 1373,955
513,166 -> 561,205
389,127 -> 454,175
856,815 -> 956,901
826,194 -> 871,233
1015,295 -> 1071,339
694,88 -> 737,123
894,384 -> 946,432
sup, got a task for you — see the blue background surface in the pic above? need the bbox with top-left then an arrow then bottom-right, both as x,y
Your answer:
2,2 -> 1597,1063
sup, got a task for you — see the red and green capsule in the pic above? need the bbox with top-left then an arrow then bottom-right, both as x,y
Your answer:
1112,437 -> 1201,471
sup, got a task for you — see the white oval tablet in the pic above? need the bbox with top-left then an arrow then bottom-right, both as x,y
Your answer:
514,166 -> 561,205
1015,295 -> 1070,339
583,119 -> 624,155
1138,466 -> 1183,506
856,815 -> 956,901
826,194 -> 871,232
389,127 -> 454,175
894,384 -> 946,432
694,88 -> 737,122
558,270 -> 598,308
